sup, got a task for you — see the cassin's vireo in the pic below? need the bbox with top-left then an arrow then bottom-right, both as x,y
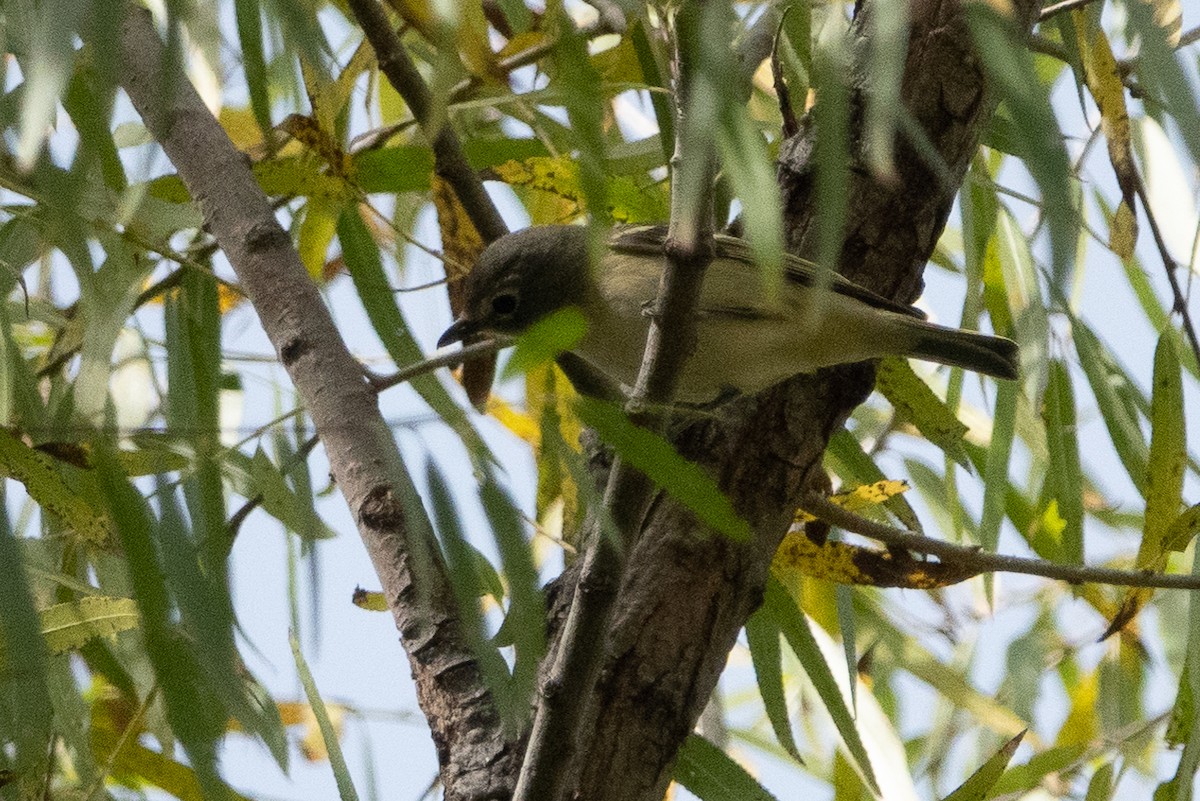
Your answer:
437,225 -> 1019,403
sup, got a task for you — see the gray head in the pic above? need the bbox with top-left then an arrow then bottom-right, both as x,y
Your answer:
437,225 -> 592,347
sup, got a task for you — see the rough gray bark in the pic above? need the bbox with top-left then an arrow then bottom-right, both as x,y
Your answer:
115,7 -> 518,798
555,0 -> 1042,797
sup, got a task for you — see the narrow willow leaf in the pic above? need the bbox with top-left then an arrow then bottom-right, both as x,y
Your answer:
1084,762 -> 1114,801
744,608 -> 801,762
478,475 -> 545,716
94,447 -> 229,799
574,397 -> 751,540
0,522 -> 52,770
941,731 -> 1026,801
91,715 -> 256,801
673,733 -> 780,801
864,0 -> 909,181
424,461 -> 522,730
234,0 -> 272,134
630,19 -> 674,163
1072,320 -> 1148,494
37,596 -> 139,655
1126,0 -> 1200,164
812,17 -> 851,283
764,577 -> 879,794
979,380 -> 1018,554
875,358 -> 970,468
965,4 -> 1076,286
547,15 -> 609,224
157,483 -> 288,767
1140,333 -> 1185,564
337,206 -> 494,459
290,631 -> 360,801
165,268 -> 225,569
1044,360 -> 1084,563
970,745 -> 1081,799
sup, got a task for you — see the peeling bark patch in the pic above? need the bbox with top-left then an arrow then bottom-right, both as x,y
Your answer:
244,220 -> 290,253
279,336 -> 309,365
359,485 -> 404,530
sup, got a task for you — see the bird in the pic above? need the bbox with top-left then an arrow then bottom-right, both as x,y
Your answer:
437,224 -> 1019,404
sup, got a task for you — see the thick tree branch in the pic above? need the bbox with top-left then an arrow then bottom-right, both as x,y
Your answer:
115,8 -> 516,798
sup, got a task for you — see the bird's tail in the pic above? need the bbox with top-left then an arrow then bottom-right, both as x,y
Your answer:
905,320 -> 1020,380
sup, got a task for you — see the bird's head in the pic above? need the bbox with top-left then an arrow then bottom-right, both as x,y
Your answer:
437,225 -> 592,347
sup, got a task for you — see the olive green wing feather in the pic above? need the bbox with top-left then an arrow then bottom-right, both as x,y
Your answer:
608,225 -> 926,321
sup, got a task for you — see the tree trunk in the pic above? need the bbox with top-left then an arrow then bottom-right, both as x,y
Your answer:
549,1 -> 1041,797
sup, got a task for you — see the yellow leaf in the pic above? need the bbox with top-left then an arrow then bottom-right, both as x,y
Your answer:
218,106 -> 265,152
1109,200 -> 1138,259
493,156 -> 668,223
772,531 -> 974,589
1073,12 -> 1139,236
351,587 -> 389,612
1055,669 -> 1099,747
299,702 -> 345,762
794,479 -> 909,523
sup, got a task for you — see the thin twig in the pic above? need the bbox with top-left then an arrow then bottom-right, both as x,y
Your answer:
804,493 -> 1200,590
1039,0 -> 1102,22
368,338 -> 506,393
345,0 -> 508,244
1133,174 -> 1200,367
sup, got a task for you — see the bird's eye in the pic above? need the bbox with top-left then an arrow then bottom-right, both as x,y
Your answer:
491,293 -> 518,316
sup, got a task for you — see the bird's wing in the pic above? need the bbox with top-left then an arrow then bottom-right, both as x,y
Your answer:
608,225 -> 927,321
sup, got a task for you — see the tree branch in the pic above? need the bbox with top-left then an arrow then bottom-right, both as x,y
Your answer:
1133,174 -> 1200,368
345,0 -> 508,244
116,7 -> 516,797
802,493 -> 1200,590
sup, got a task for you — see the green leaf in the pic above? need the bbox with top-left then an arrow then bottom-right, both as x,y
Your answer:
502,307 -> 588,380
424,460 -> 523,731
745,607 -> 801,762
0,428 -> 114,547
763,576 -> 878,794
673,734 -> 780,801
165,268 -> 225,569
990,744 -> 1087,797
1139,332 -> 1185,565
1043,360 -> 1084,563
1072,320 -> 1148,495
940,730 -> 1025,801
979,380 -> 1018,555
875,358 -> 970,468
234,0 -> 272,135
965,4 -> 1076,287
94,447 -> 229,799
290,631 -> 360,801
37,596 -> 139,655
478,475 -> 544,710
574,397 -> 751,541
0,520 -> 52,770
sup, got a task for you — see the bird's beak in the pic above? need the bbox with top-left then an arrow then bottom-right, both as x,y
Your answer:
437,317 -> 476,348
